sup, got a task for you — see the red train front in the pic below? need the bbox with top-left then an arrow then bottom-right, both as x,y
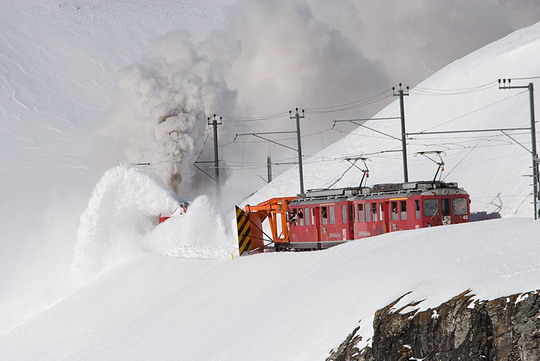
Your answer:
284,181 -> 470,251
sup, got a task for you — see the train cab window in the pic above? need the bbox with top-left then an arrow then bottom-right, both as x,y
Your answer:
311,208 -> 315,225
391,201 -> 398,220
400,200 -> 407,220
290,209 -> 298,226
304,208 -> 310,225
342,205 -> 347,223
423,199 -> 438,217
329,206 -> 336,224
321,207 -> 328,225
298,209 -> 304,226
371,202 -> 378,222
358,204 -> 365,222
415,200 -> 421,219
453,198 -> 468,215
442,198 -> 451,216
365,203 -> 371,222
349,204 -> 355,222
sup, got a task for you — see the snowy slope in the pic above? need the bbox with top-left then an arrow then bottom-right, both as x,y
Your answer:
246,22 -> 540,218
0,0 -> 230,334
0,0 -> 228,197
0,218 -> 539,361
2,2 -> 540,361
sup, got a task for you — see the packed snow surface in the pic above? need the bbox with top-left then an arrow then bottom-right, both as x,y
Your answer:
0,218 -> 539,360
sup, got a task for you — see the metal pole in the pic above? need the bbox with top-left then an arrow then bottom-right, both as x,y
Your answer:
208,114 -> 222,197
498,79 -> 539,219
393,84 -> 410,182
267,155 -> 273,183
528,83 -> 539,219
399,90 -> 409,182
290,108 -> 305,194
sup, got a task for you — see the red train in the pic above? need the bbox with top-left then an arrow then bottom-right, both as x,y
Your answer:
237,181 -> 470,253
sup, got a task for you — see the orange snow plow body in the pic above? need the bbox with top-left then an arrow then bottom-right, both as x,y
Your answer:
235,197 -> 296,255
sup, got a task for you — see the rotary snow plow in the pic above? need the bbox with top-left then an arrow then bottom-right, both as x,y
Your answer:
235,197 -> 295,255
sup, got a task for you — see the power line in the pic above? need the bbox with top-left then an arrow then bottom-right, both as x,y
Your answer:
418,90 -> 528,132
411,81 -> 496,96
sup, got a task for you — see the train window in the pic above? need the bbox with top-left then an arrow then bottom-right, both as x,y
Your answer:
365,203 -> 371,222
342,205 -> 347,223
442,198 -> 451,216
453,198 -> 468,215
400,200 -> 407,220
349,204 -> 355,222
415,200 -> 420,219
305,208 -> 310,225
321,207 -> 328,225
330,206 -> 336,224
371,202 -> 378,222
299,209 -> 304,226
289,208 -> 298,226
423,199 -> 438,217
358,204 -> 365,222
379,203 -> 384,221
391,201 -> 398,220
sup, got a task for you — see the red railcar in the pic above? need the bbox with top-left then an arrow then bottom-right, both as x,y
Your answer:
284,181 -> 469,251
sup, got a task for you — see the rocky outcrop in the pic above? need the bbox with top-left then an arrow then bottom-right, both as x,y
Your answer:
327,290 -> 540,361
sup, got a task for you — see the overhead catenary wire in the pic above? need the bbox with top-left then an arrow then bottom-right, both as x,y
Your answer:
418,90 -> 529,133
133,78 -> 539,202
411,81 -> 497,96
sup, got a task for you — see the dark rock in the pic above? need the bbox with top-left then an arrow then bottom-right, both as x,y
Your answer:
327,290 -> 540,361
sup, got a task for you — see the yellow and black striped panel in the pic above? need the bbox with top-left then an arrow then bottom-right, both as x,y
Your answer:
236,206 -> 252,255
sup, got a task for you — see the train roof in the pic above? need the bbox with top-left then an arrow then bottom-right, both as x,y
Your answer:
370,181 -> 460,194
290,181 -> 467,205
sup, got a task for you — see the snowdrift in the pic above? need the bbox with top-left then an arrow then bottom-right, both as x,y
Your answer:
0,218 -> 539,361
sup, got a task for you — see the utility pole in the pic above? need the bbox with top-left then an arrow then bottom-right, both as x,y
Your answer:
207,114 -> 222,197
267,155 -> 273,183
498,79 -> 539,220
290,108 -> 305,195
393,83 -> 410,182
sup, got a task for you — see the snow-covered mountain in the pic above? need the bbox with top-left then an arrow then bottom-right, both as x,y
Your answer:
1,1 -> 540,360
247,22 -> 540,219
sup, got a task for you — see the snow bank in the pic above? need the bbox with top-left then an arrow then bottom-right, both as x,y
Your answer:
1,218 -> 539,361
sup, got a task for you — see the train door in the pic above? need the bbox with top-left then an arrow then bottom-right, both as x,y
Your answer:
348,204 -> 355,238
381,201 -> 391,233
303,206 -> 319,246
313,206 -> 323,249
441,197 -> 451,225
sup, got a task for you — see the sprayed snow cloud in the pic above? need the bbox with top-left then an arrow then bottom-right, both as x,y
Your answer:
146,195 -> 236,259
73,165 -> 235,279
104,31 -> 237,196
73,165 -> 183,277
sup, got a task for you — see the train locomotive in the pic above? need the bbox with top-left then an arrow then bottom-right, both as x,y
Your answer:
236,180 -> 470,254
